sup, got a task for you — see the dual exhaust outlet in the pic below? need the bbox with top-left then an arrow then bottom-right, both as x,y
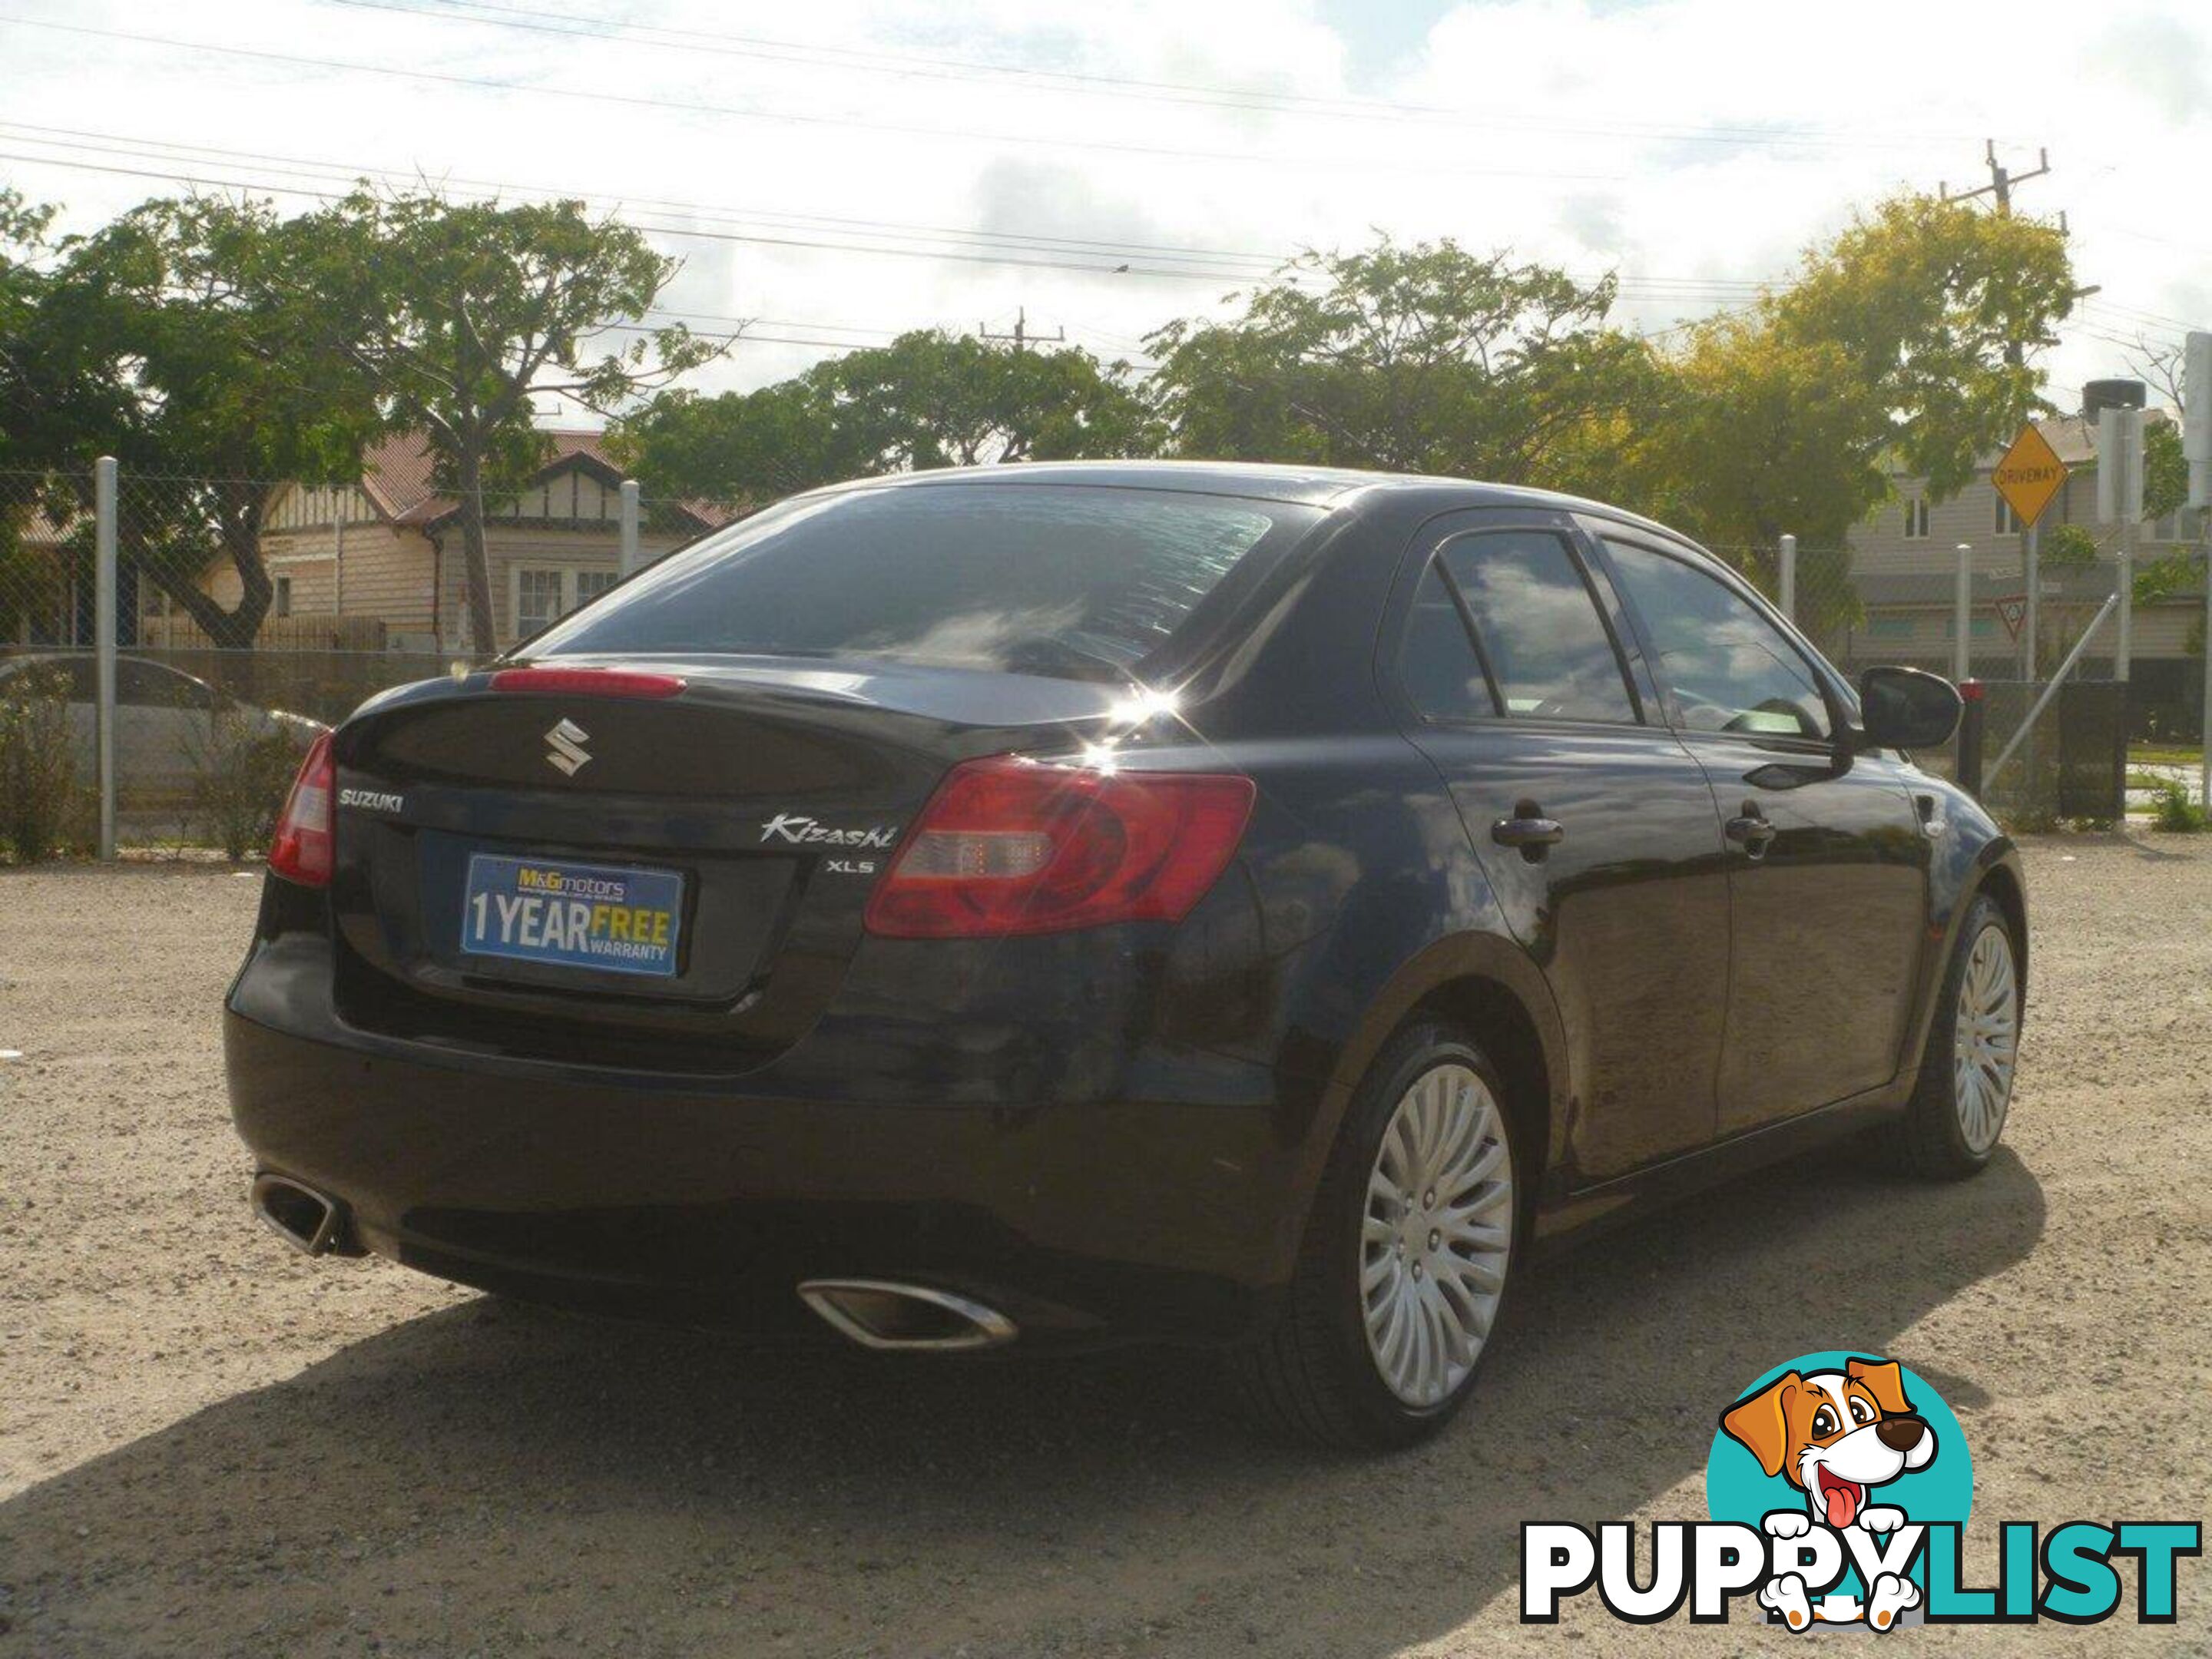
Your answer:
250,1172 -> 353,1257
250,1176 -> 1015,1350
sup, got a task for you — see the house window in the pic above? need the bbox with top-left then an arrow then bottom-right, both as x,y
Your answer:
1902,498 -> 1930,540
1863,614 -> 1915,640
515,568 -> 568,637
514,565 -> 618,638
273,576 -> 293,618
1995,494 -> 2020,536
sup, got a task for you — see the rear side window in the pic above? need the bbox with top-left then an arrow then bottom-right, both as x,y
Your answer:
530,484 -> 1317,678
1421,530 -> 1635,724
1603,541 -> 1832,740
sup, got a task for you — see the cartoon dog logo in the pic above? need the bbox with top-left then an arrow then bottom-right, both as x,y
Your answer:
1720,1357 -> 1937,1631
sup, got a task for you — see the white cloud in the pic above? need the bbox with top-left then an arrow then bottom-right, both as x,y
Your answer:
3,0 -> 2205,431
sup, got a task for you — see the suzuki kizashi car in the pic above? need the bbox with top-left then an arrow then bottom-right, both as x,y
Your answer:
227,462 -> 2023,1447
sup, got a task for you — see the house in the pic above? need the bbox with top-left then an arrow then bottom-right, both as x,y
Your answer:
1839,406 -> 2204,733
185,431 -> 729,653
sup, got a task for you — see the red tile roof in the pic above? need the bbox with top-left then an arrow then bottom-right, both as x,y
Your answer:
359,429 -> 727,530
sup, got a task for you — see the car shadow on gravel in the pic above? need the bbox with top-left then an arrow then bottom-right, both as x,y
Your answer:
1,1148 -> 2042,1657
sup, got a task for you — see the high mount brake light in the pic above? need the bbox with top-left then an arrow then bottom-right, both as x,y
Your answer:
488,667 -> 686,699
864,756 -> 1255,939
268,730 -> 336,888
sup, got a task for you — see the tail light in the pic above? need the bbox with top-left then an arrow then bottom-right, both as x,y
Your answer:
864,756 -> 1255,939
268,730 -> 336,887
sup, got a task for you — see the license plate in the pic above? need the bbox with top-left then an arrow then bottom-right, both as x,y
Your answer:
460,853 -> 683,978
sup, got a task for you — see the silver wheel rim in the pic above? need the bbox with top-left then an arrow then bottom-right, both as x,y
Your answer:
1952,923 -> 2018,1154
1360,1062 -> 1515,1409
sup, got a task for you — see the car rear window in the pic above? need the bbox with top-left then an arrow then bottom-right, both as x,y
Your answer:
528,482 -> 1320,677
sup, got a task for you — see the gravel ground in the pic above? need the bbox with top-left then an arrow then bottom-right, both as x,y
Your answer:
2,839 -> 2207,1657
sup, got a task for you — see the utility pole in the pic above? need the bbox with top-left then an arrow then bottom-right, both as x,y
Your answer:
1941,142 -> 2054,369
979,307 -> 1064,353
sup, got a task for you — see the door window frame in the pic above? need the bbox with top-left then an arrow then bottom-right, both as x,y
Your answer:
1581,523 -> 1852,752
1379,510 -> 1655,733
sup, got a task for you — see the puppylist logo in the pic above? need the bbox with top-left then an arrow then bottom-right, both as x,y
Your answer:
1522,1352 -> 2200,1631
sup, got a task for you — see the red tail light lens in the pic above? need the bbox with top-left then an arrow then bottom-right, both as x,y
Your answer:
489,667 -> 686,699
268,730 -> 336,888
865,756 -> 1255,938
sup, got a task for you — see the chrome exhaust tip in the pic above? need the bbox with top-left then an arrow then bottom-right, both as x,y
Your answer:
250,1172 -> 347,1257
796,1279 -> 1017,1351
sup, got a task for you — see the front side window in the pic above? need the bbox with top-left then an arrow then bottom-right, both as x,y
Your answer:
1435,531 -> 1635,724
1604,541 -> 1833,740
531,484 -> 1316,679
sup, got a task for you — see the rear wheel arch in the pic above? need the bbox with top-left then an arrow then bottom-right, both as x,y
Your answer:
1409,975 -> 1554,1210
1313,935 -> 1568,1194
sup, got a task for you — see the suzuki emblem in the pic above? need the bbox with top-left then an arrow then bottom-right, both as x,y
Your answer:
544,717 -> 591,777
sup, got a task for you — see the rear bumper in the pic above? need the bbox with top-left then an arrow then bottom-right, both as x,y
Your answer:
224,939 -> 1310,1349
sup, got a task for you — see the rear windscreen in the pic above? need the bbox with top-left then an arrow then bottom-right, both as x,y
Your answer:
528,483 -> 1320,678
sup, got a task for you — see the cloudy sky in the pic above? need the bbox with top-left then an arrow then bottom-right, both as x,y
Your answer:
3,0 -> 2205,419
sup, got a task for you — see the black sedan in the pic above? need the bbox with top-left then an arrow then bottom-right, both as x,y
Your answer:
227,462 -> 2023,1447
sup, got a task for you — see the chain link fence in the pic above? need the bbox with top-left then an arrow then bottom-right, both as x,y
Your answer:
0,465 -> 2163,856
1717,537 -> 2135,824
0,462 -> 722,858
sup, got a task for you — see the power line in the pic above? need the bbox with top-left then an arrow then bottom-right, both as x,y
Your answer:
0,121 -> 1288,273
0,145 -> 1275,282
0,124 -> 1787,306
0,15 -> 1646,186
320,0 -> 1992,157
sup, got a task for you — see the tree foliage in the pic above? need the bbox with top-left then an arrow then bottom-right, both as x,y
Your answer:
1144,240 -> 1653,487
267,190 -> 722,651
36,197 -> 384,646
617,329 -> 1154,508
1765,194 -> 2075,501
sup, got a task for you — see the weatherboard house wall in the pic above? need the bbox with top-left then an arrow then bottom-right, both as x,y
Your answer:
1843,412 -> 2204,671
190,432 -> 729,651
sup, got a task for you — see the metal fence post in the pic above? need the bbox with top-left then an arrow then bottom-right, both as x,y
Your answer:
2202,511 -> 2211,810
618,479 -> 641,578
2022,520 -> 2040,681
1777,534 -> 1796,621
94,455 -> 118,860
1954,543 -> 1972,683
2116,514 -> 2134,683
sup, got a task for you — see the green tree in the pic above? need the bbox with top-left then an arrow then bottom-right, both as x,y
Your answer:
32,197 -> 382,647
618,330 -> 1155,507
272,190 -> 721,651
1144,239 -> 1654,484
614,379 -> 849,509
1765,194 -> 2076,501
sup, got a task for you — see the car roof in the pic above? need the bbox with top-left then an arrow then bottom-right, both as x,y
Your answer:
799,459 -> 1700,544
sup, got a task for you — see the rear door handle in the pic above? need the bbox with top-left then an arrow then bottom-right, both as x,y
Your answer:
1725,804 -> 1777,857
1491,815 -> 1565,850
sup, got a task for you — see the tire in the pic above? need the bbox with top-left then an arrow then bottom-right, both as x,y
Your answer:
1234,1021 -> 1522,1449
1886,893 -> 2020,1180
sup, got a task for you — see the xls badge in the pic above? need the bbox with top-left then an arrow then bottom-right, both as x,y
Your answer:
1522,1352 -> 2200,1630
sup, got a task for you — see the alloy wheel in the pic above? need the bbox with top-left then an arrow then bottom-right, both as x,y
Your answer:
1359,1062 -> 1515,1409
1952,922 -> 2018,1154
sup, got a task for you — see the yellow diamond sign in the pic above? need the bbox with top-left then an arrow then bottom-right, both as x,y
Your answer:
1991,423 -> 2068,528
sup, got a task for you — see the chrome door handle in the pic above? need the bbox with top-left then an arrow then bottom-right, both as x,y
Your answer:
1725,805 -> 1777,857
1491,816 -> 1565,849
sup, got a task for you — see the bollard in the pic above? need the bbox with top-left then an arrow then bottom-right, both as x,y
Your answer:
1955,680 -> 1985,800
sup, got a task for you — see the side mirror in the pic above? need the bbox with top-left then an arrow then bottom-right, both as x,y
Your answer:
1857,665 -> 1962,751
